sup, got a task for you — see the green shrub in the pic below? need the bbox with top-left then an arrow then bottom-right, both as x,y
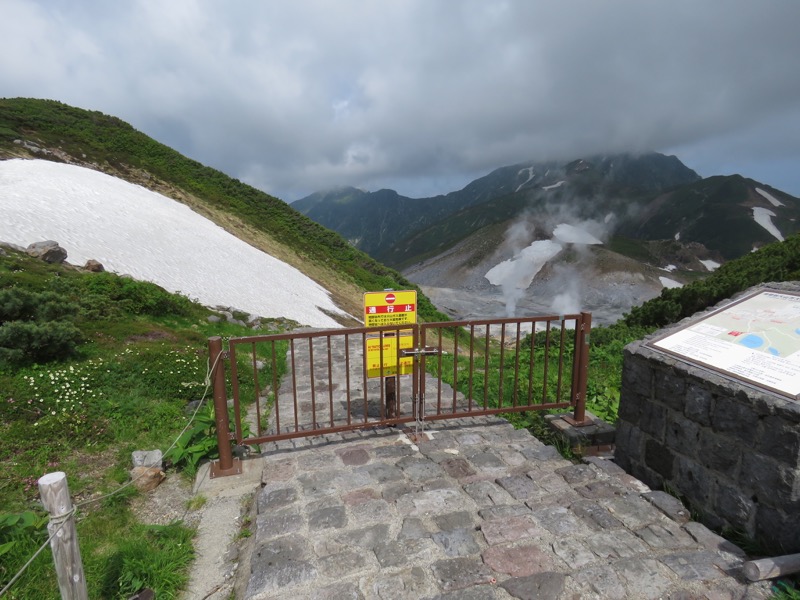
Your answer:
0,320 -> 82,365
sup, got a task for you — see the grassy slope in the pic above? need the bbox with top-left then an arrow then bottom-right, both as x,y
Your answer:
0,248 -> 278,597
0,97 -> 447,323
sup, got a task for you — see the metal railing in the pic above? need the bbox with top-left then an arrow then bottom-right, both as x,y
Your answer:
208,312 -> 591,477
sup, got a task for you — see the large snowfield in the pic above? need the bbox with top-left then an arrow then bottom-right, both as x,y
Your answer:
0,159 -> 346,328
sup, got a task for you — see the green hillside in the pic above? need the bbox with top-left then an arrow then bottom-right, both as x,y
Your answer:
0,97 -> 447,323
0,247 -> 267,597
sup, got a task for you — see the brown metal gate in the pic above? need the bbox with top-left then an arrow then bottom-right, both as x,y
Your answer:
207,313 -> 591,477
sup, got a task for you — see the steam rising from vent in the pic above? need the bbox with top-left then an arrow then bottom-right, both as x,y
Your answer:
485,212 -> 611,317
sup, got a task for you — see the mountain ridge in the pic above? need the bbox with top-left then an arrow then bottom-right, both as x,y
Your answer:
0,97 -> 448,324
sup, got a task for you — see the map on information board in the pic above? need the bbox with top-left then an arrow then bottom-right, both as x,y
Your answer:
649,289 -> 800,399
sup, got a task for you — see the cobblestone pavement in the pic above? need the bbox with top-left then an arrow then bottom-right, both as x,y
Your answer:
241,418 -> 772,599
233,333 -> 772,599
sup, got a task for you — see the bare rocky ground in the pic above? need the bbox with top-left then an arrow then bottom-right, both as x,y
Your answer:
403,239 -> 669,326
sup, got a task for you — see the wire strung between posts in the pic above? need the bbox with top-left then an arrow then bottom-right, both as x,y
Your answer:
1,348 -> 223,596
0,508 -> 75,598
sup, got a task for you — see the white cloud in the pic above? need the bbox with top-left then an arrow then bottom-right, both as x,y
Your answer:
2,0 -> 800,201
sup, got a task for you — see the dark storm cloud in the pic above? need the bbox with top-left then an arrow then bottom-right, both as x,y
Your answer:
2,0 -> 800,200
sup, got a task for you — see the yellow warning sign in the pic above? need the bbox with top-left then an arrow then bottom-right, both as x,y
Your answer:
366,333 -> 414,378
363,290 -> 417,328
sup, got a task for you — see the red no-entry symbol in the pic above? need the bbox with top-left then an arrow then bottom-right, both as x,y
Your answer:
385,293 -> 396,304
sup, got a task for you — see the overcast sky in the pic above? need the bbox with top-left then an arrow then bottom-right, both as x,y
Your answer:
3,1 -> 800,202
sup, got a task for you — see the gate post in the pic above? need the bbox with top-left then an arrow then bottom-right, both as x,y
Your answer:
208,336 -> 241,478
570,312 -> 592,425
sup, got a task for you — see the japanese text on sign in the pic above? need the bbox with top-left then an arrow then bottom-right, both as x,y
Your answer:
363,290 -> 417,327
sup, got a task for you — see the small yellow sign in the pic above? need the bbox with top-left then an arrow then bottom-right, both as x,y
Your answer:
363,290 -> 417,328
366,333 -> 414,378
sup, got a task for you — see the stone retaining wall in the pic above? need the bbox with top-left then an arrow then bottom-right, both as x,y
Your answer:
614,284 -> 800,554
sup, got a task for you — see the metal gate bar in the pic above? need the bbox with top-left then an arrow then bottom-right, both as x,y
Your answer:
209,313 -> 591,474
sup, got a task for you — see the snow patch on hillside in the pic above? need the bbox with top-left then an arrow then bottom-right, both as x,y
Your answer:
0,159 -> 346,328
542,180 -> 565,191
756,187 -> 784,207
659,276 -> 683,289
552,223 -> 602,245
700,259 -> 720,272
515,167 -> 536,192
752,207 -> 784,241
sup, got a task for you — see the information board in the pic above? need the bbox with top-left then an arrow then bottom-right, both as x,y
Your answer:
648,289 -> 800,399
365,333 -> 414,378
363,290 -> 417,327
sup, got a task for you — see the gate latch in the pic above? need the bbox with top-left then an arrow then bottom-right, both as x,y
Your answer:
402,346 -> 445,357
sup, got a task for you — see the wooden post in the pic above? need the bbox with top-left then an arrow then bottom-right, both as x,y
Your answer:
38,472 -> 88,600
743,553 -> 800,581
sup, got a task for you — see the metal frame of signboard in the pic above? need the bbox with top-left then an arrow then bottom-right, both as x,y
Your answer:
645,288 -> 800,401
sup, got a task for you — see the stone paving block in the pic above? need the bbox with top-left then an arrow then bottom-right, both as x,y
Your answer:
298,471 -> 339,498
333,468 -> 373,491
529,504 -> 585,537
570,564 -> 627,598
551,538 -> 596,569
317,548 -> 370,577
478,504 -> 531,521
340,523 -> 391,549
441,457 -> 477,479
245,537 -> 317,599
397,456 -> 447,482
682,521 -> 747,559
422,477 -> 461,490
495,448 -> 529,468
584,529 -> 649,559
399,517 -> 432,540
642,490 -> 692,524
426,584 -> 503,599
583,455 -> 627,476
661,551 -> 732,581
261,457 -> 297,483
335,446 -> 371,466
615,558 -> 674,600
296,451 -> 339,471
359,462 -> 405,484
483,543 -> 557,577
499,572 -> 567,600
635,520 -> 697,551
341,487 -> 381,506
373,537 -> 439,568
520,445 -> 566,463
432,528 -> 482,557
308,505 -> 347,530
574,479 -> 627,499
396,488 -> 470,517
463,480 -> 515,507
350,498 -> 394,524
381,481 -> 419,502
430,556 -> 495,592
480,515 -> 545,545
434,510 -> 476,531
602,494 -> 660,529
373,443 -> 416,459
468,451 -> 507,471
373,566 -> 437,600
456,432 -> 485,446
526,467 -> 573,490
496,475 -> 542,500
257,486 -> 298,513
556,463 -> 600,485
254,509 -> 304,544
309,581 -> 365,600
570,498 -> 623,530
